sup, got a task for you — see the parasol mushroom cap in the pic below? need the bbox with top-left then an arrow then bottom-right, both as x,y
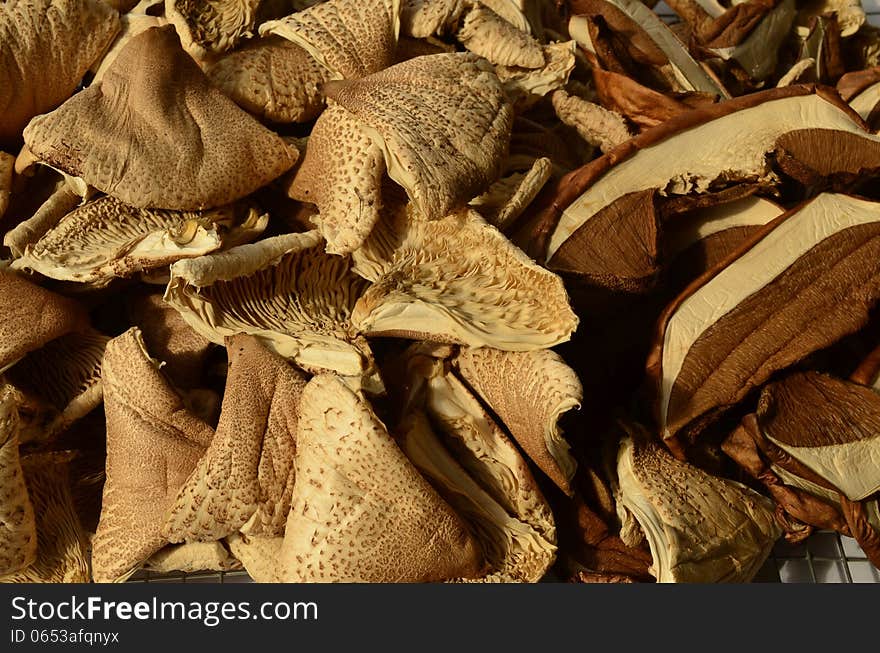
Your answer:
164,231 -> 374,377
323,52 -> 514,221
0,0 -> 121,148
143,541 -> 242,574
226,532 -> 282,582
278,373 -> 486,582
457,3 -> 544,69
206,35 -> 331,123
163,335 -> 307,542
494,40 -> 577,109
260,0 -> 401,79
22,25 -> 298,211
469,156 -> 553,231
351,206 -> 579,350
0,389 -> 36,577
0,270 -> 89,373
91,328 -> 214,582
165,0 -> 262,60
0,152 -> 13,221
91,13 -> 164,83
287,103 -> 387,254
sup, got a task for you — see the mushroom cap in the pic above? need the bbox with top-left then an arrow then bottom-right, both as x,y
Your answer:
454,347 -> 582,495
351,207 -> 579,351
92,328 -> 214,582
278,373 -> 485,582
0,452 -> 90,583
165,231 -> 373,377
401,0 -> 467,38
617,430 -> 780,583
469,156 -> 553,230
126,291 -> 213,389
92,13 -> 164,83
0,389 -> 37,576
11,196 -> 267,285
287,103 -> 386,254
22,25 -> 298,211
0,0 -> 121,148
164,335 -> 307,542
165,0 -> 262,59
0,270 -> 89,373
207,35 -> 331,123
551,89 -> 633,154
226,532 -> 282,582
323,52 -> 514,221
457,4 -> 544,69
4,185 -> 81,259
4,328 -> 108,442
494,41 -> 577,109
260,0 -> 401,79
143,541 -> 242,574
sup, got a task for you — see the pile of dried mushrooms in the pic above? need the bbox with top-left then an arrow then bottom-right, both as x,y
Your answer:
2,0 -> 880,584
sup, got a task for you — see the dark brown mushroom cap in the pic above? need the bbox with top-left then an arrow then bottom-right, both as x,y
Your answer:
22,25 -> 298,211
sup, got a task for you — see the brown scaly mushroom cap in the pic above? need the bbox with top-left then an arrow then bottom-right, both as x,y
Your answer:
22,25 -> 298,211
165,0 -> 263,60
92,328 -> 214,582
0,270 -> 89,373
260,0 -> 401,80
277,373 -> 486,582
0,389 -> 37,577
0,0 -> 121,148
226,532 -> 282,582
164,335 -> 307,542
0,452 -> 90,583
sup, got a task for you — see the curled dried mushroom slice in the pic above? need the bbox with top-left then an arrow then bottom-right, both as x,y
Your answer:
0,390 -> 36,577
494,40 -> 577,109
0,0 -> 121,148
4,185 -> 82,259
650,193 -> 880,446
22,26 -> 298,211
92,328 -> 214,582
323,52 -> 514,222
0,453 -> 90,583
351,207 -> 578,350
164,335 -> 306,542
206,35 -> 331,124
616,427 -> 780,583
454,347 -> 582,494
165,0 -> 262,59
0,270 -> 88,373
278,373 -> 485,582
456,3 -> 544,68
260,0 -> 401,79
551,89 -> 632,155
469,157 -> 553,231
11,197 -> 267,286
165,231 -> 372,376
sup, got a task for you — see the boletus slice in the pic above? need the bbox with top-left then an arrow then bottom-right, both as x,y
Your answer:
617,425 -> 780,583
649,192 -> 880,448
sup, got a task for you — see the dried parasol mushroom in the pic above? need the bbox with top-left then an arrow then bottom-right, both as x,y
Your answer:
0,152 -> 13,221
164,335 -> 306,541
165,0 -> 262,60
278,373 -> 486,582
0,389 -> 36,577
0,0 -> 121,148
616,426 -> 781,582
21,26 -> 298,211
92,328 -> 214,582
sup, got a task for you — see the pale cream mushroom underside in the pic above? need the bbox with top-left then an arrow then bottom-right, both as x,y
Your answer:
617,433 -> 781,583
469,156 -> 553,230
494,41 -> 578,108
260,0 -> 401,79
164,335 -> 307,542
164,230 -> 373,377
278,373 -> 486,582
22,25 -> 298,211
91,328 -> 214,583
350,206 -> 579,351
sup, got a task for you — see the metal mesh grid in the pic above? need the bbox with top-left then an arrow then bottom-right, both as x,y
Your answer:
127,6 -> 880,586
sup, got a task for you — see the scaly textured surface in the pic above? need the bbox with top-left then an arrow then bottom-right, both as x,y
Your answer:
0,390 -> 36,576
165,0 -> 262,58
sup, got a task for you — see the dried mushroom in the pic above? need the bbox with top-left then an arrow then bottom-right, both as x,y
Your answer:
164,335 -> 306,541
469,156 -> 554,230
143,541 -> 242,574
456,3 -> 544,68
351,206 -> 579,350
0,152 -> 12,221
22,26 -> 298,211
0,453 -> 90,583
165,0 -> 262,59
0,0 -> 121,148
92,328 -> 214,582
279,373 -> 486,582
650,193 -> 880,448
617,427 -> 781,583
0,389 -> 36,576
165,231 -> 373,376
226,532 -> 282,582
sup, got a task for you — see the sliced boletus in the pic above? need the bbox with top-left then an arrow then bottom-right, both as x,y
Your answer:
649,193 -> 880,447
21,26 -> 298,211
92,328 -> 214,582
0,0 -> 121,148
617,427 -> 780,582
165,231 -> 373,377
0,389 -> 36,577
350,206 -> 579,350
164,335 -> 307,541
454,347 -> 582,494
838,66 -> 880,129
278,373 -> 486,582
